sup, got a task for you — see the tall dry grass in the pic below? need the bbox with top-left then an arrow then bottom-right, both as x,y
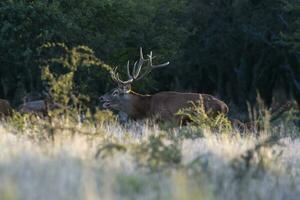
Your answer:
0,108 -> 299,200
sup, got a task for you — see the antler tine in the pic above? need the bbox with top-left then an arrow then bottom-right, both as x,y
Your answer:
148,51 -> 170,68
152,61 -> 170,68
140,47 -> 144,60
148,51 -> 152,63
110,66 -> 119,82
134,50 -> 170,81
132,61 -> 138,79
110,47 -> 169,84
126,61 -> 133,79
110,66 -> 134,85
132,47 -> 147,79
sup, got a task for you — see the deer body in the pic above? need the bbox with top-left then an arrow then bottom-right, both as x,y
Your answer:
101,90 -> 228,122
18,100 -> 63,115
17,92 -> 64,116
149,92 -> 228,120
100,48 -> 228,123
0,99 -> 12,117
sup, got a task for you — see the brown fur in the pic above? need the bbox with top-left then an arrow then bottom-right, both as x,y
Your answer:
102,48 -> 228,123
101,90 -> 228,122
0,99 -> 12,117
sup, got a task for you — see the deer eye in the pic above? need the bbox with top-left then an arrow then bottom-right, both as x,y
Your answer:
112,90 -> 119,96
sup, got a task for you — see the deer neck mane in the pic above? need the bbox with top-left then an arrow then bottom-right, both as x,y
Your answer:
127,90 -> 151,119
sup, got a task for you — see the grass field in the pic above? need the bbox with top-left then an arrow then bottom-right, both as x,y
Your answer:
0,109 -> 299,200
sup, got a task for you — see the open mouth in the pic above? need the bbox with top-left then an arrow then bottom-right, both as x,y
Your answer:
102,101 -> 117,109
102,101 -> 111,109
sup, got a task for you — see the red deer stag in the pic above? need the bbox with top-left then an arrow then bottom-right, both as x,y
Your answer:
99,48 -> 228,123
0,99 -> 12,117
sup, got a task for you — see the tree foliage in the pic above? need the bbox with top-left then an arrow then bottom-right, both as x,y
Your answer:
0,0 -> 299,112
180,0 -> 300,108
40,43 -> 111,108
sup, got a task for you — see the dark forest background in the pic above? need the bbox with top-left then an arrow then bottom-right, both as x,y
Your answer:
0,0 -> 300,114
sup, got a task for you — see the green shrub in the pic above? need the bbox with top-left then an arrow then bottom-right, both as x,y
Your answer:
176,101 -> 232,133
137,134 -> 182,170
40,43 -> 112,109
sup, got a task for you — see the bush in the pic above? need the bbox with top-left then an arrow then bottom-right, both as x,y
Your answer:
40,43 -> 112,110
176,101 -> 232,133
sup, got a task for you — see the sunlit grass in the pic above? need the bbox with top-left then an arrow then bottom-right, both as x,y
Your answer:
0,109 -> 299,200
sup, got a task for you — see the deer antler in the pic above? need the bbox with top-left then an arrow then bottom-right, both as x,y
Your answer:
110,47 -> 169,85
110,66 -> 134,85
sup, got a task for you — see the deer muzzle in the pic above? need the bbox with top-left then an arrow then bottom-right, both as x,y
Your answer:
102,101 -> 111,109
99,96 -> 111,109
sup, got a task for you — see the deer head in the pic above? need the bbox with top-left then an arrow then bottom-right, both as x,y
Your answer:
99,47 -> 169,112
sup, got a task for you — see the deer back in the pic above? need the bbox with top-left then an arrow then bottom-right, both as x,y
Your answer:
149,92 -> 228,121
